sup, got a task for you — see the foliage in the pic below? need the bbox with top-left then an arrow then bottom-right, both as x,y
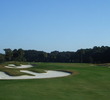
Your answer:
4,48 -> 13,61
0,53 -> 5,63
2,46 -> 110,63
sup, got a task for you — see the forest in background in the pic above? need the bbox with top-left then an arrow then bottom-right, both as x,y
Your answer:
0,46 -> 110,63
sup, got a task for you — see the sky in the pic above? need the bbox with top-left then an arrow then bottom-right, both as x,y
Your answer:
0,0 -> 110,53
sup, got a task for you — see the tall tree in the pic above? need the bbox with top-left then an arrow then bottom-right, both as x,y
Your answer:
17,49 -> 25,61
12,49 -> 18,61
0,53 -> 5,63
4,48 -> 13,61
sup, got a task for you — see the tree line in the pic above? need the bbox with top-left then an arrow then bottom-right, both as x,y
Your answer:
0,46 -> 110,63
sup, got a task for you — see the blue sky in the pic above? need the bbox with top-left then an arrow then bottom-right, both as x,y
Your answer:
0,0 -> 110,53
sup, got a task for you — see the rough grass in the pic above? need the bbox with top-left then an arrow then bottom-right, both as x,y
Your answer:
0,63 -> 110,100
2,61 -> 30,66
0,65 -> 33,76
0,62 -> 46,76
95,63 -> 110,68
28,68 -> 46,73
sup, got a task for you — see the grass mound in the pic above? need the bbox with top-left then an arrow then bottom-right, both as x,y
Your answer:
0,62 -> 46,76
2,61 -> 30,66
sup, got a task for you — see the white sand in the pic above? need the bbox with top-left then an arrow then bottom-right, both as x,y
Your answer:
5,65 -> 33,69
8,64 -> 16,67
0,70 -> 71,80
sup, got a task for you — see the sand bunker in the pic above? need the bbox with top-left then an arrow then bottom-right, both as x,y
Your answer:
0,64 -> 71,80
5,64 -> 33,68
0,70 -> 71,80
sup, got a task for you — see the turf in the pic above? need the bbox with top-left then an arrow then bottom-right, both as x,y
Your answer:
0,63 -> 110,100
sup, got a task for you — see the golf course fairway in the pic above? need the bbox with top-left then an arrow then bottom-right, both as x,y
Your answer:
0,63 -> 110,100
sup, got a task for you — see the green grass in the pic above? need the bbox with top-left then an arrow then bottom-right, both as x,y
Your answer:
0,63 -> 110,100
